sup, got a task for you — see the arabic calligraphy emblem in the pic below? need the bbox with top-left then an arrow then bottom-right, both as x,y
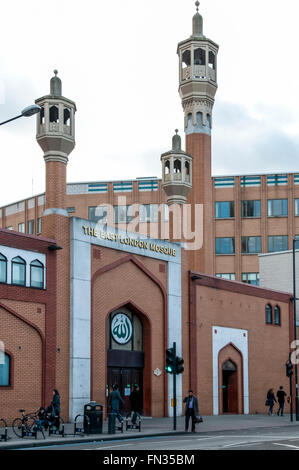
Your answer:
111,313 -> 133,344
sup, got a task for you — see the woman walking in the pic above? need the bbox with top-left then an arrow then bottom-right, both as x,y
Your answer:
266,388 -> 277,415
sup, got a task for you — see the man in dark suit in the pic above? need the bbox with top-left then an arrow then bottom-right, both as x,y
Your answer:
109,384 -> 124,423
183,390 -> 199,432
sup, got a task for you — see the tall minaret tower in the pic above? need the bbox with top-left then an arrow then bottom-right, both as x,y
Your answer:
35,72 -> 76,418
35,70 -> 76,220
177,2 -> 218,273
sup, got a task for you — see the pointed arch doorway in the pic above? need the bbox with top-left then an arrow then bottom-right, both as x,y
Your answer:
218,343 -> 244,414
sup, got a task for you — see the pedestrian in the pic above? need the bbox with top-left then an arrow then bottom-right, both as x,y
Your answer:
183,389 -> 199,432
129,384 -> 142,424
109,384 -> 124,424
266,388 -> 277,415
51,389 -> 61,428
276,386 -> 287,416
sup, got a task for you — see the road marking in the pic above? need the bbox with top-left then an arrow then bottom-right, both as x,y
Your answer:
273,443 -> 299,450
96,443 -> 134,449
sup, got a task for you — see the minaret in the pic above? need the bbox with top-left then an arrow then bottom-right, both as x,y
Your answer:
35,70 -> 76,219
35,72 -> 76,419
177,1 -> 219,273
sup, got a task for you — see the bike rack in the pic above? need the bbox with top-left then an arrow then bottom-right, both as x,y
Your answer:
0,418 -> 8,442
116,420 -> 124,433
73,414 -> 90,436
48,417 -> 65,437
125,414 -> 141,432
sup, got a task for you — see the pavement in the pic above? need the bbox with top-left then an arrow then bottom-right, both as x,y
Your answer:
0,413 -> 298,449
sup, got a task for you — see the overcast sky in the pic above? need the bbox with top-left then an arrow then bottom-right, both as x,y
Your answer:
0,0 -> 299,206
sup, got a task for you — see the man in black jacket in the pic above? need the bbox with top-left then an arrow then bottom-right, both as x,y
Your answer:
183,390 -> 199,432
276,386 -> 287,416
129,384 -> 142,424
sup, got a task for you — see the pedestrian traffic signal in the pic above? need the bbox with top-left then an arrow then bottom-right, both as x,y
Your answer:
175,356 -> 184,375
286,361 -> 293,378
165,348 -> 175,374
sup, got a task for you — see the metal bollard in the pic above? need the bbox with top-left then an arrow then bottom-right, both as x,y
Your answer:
108,413 -> 116,434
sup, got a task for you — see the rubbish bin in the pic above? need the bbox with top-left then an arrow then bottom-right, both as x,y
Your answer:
84,402 -> 103,434
108,413 -> 116,434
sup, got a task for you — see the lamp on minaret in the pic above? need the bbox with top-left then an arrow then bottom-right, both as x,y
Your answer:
35,70 -> 76,216
177,1 -> 218,134
161,130 -> 192,206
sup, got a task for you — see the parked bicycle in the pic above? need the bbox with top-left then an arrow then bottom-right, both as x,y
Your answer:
12,409 -> 37,438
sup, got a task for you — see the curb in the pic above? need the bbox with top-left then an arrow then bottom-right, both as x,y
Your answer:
0,431 -> 187,450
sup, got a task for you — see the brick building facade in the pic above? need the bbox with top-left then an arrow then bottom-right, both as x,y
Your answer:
0,4 -> 295,422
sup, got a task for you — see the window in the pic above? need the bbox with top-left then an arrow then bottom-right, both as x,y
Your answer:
216,273 -> 236,280
215,238 -> 235,255
67,207 -> 75,214
267,199 -> 288,217
139,205 -> 158,223
0,353 -> 10,386
0,254 -> 7,283
37,218 -> 42,234
274,306 -> 281,325
242,272 -> 260,286
6,226 -> 13,231
27,220 -> 34,235
215,201 -> 234,218
268,235 -> 288,253
114,205 -> 133,224
266,304 -> 272,324
241,200 -> 261,218
49,105 -> 59,123
241,236 -> 261,254
11,256 -> 26,286
88,206 -> 108,224
294,199 -> 299,216
240,176 -> 261,187
18,223 -> 25,233
30,260 -> 44,289
182,50 -> 191,68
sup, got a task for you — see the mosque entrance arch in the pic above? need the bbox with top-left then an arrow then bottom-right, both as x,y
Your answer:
107,306 -> 145,414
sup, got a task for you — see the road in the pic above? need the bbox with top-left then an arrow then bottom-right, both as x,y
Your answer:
22,426 -> 299,451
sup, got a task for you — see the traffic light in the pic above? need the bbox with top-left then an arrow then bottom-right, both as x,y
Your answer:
175,356 -> 184,375
286,361 -> 293,378
165,348 -> 175,374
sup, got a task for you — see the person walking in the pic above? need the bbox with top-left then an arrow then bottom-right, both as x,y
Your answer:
183,389 -> 199,432
109,384 -> 124,424
266,388 -> 277,415
129,384 -> 142,424
276,386 -> 287,416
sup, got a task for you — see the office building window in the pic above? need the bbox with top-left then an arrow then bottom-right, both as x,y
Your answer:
266,304 -> 272,324
241,200 -> 261,218
268,235 -> 288,253
88,206 -> 108,224
37,218 -> 42,234
294,199 -> 299,216
11,256 -> 26,286
267,199 -> 288,217
139,204 -> 159,223
0,254 -> 7,283
114,205 -> 134,224
216,273 -> 236,280
241,236 -> 262,254
215,201 -> 234,218
30,260 -> 44,289
18,223 -> 25,233
27,220 -> 35,235
0,353 -> 10,386
242,272 -> 260,286
215,238 -> 235,255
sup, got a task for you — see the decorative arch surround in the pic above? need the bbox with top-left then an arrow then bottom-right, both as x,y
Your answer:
212,326 -> 249,415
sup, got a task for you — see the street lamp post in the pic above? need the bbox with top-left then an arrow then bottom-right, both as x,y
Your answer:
292,237 -> 299,421
0,104 -> 41,126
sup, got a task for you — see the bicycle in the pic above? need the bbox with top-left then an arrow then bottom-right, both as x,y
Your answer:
12,409 -> 37,438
